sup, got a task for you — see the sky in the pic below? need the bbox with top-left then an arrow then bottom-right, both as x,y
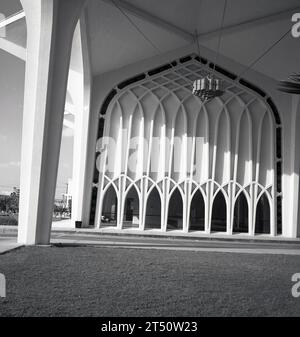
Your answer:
0,2 -> 74,198
0,49 -> 23,192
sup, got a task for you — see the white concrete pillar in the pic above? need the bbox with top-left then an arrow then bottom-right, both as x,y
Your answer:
69,15 -> 92,227
81,92 -> 102,228
282,95 -> 300,238
18,0 -> 88,245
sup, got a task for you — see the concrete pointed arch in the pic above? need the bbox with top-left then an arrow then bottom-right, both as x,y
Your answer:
93,54 -> 282,236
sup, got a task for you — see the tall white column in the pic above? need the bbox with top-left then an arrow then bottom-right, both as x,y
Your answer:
81,85 -> 102,228
69,15 -> 92,227
18,0 -> 88,245
282,95 -> 300,238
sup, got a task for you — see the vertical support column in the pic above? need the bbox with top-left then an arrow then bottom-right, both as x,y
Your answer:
18,0 -> 88,245
282,95 -> 300,238
70,13 -> 92,227
140,177 -> 146,231
182,184 -> 188,233
227,183 -> 233,235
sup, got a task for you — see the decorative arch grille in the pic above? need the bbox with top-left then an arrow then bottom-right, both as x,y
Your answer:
91,54 -> 282,236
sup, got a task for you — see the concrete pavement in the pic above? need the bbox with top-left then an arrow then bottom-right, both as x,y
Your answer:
0,236 -> 23,254
1,226 -> 300,256
50,232 -> 300,255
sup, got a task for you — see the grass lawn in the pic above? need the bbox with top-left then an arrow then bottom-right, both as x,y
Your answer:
0,246 -> 300,316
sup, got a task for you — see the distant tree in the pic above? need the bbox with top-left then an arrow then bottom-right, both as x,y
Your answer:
8,192 -> 19,213
54,202 -> 66,219
0,195 -> 9,212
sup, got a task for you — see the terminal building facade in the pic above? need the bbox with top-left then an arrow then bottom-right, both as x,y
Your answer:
95,54 -> 281,236
1,0 -> 300,244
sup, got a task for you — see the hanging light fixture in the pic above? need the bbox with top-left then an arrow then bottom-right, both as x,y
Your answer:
192,75 -> 224,102
192,0 -> 227,102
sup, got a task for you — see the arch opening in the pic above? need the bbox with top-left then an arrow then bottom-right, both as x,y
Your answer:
211,192 -> 227,232
189,190 -> 205,231
145,187 -> 161,229
233,193 -> 248,233
167,188 -> 183,230
101,185 -> 118,227
123,186 -> 140,228
255,194 -> 270,234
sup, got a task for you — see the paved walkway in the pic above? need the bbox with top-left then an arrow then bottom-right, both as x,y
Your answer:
50,232 -> 300,255
0,236 -> 23,254
1,227 -> 300,256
